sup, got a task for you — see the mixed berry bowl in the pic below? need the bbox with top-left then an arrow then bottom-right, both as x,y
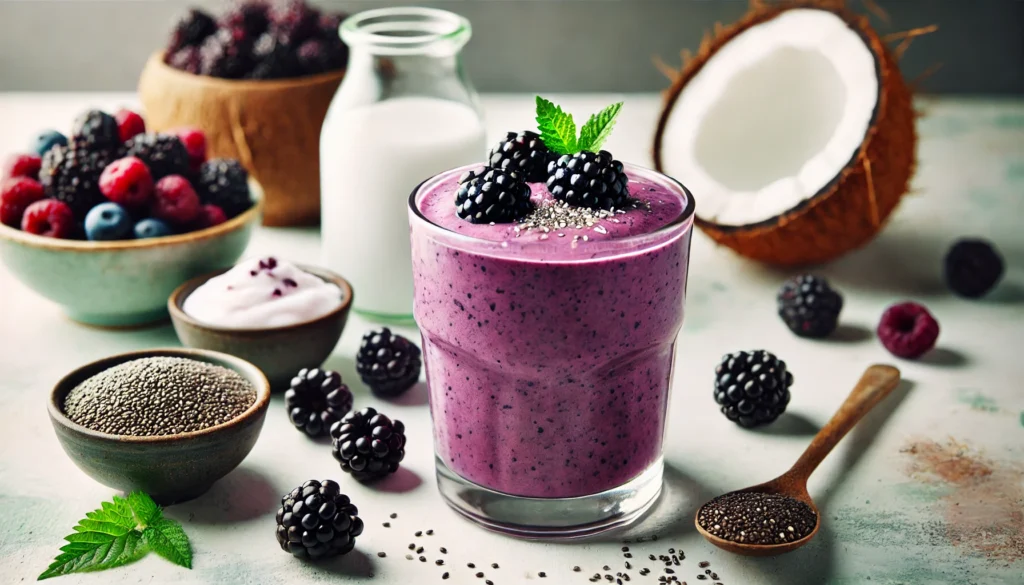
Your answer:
0,182 -> 263,327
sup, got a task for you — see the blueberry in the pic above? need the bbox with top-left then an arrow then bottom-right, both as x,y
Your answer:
84,202 -> 132,241
31,130 -> 68,157
133,218 -> 173,239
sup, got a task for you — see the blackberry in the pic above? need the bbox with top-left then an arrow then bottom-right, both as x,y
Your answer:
777,275 -> 844,338
124,133 -> 190,180
944,239 -> 1004,298
222,2 -> 270,37
285,368 -> 353,438
330,407 -> 406,481
70,110 -> 120,151
195,159 -> 251,218
167,46 -> 202,74
249,33 -> 302,79
714,350 -> 793,429
168,8 -> 218,53
488,131 -> 552,183
297,39 -> 344,75
275,479 -> 363,560
455,167 -> 533,224
271,0 -> 320,46
356,328 -> 422,397
546,150 -> 630,210
40,145 -> 117,221
199,28 -> 255,79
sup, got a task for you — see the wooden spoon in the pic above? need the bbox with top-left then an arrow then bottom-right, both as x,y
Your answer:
694,364 -> 902,557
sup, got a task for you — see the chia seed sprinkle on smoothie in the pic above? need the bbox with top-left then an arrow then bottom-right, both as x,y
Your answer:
63,356 -> 255,436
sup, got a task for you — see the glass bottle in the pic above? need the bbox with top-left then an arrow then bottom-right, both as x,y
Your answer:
320,7 -> 486,320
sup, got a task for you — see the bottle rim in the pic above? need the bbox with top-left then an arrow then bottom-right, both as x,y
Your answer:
340,7 -> 471,55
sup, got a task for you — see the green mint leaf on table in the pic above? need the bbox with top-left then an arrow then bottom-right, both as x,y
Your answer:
535,96 -> 578,155
577,101 -> 623,153
38,492 -> 193,580
128,491 -> 161,526
143,518 -> 193,569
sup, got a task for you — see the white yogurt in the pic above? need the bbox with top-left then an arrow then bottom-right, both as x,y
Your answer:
183,257 -> 344,329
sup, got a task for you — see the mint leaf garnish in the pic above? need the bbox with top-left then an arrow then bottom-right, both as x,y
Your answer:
143,519 -> 193,569
578,102 -> 623,153
128,492 -> 161,526
38,492 -> 193,580
536,96 -> 578,155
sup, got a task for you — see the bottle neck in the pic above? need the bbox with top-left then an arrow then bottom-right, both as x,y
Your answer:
345,47 -> 473,105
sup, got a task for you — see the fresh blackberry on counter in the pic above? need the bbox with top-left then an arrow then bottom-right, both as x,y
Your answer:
777,275 -> 844,338
330,407 -> 406,481
356,328 -> 422,397
714,350 -> 793,429
944,239 -> 1004,298
124,133 -> 190,181
275,479 -> 363,560
195,159 -> 251,218
285,368 -> 353,438
455,167 -> 533,224
70,110 -> 121,152
199,27 -> 255,79
489,131 -> 552,183
39,145 -> 116,220
546,150 -> 630,210
168,8 -> 218,53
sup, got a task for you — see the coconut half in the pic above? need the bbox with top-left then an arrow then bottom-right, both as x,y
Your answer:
654,1 -> 917,266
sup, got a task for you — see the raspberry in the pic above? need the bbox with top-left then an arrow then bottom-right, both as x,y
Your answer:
877,302 -> 940,359
174,127 -> 208,173
99,157 -> 154,209
193,203 -> 227,230
0,177 -> 45,227
21,199 -> 76,238
151,175 -> 200,226
3,154 -> 42,181
114,109 -> 147,142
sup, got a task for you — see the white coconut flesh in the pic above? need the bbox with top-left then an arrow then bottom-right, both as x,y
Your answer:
660,9 -> 879,227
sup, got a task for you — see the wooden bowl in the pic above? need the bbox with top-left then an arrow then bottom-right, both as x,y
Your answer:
48,348 -> 271,505
138,52 -> 343,226
168,265 -> 353,389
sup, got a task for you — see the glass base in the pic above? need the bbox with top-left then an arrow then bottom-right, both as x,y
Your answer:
435,456 -> 663,540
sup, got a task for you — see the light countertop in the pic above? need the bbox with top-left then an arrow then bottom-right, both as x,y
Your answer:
0,93 -> 1022,585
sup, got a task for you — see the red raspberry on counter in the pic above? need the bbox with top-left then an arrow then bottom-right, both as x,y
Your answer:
99,157 -> 154,209
0,177 -> 45,227
877,302 -> 940,359
2,153 -> 43,181
21,198 -> 76,238
174,127 -> 208,173
193,203 -> 227,230
114,109 -> 147,142
151,175 -> 200,226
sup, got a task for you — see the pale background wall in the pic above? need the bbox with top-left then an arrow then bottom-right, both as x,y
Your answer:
0,0 -> 1022,94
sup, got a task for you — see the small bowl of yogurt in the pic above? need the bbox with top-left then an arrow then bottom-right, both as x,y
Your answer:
168,256 -> 353,388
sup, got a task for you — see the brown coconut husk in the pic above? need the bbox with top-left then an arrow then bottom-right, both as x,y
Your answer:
138,53 -> 343,227
653,0 -> 930,267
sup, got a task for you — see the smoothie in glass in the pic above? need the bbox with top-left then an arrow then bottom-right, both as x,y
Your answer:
409,162 -> 694,536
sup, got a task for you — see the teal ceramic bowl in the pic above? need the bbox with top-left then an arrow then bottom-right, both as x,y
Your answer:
0,182 -> 263,327
48,348 -> 271,504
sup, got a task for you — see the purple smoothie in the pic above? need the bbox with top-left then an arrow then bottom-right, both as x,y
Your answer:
409,163 -> 693,498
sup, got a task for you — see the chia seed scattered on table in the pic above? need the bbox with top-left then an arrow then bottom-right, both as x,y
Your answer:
697,492 -> 817,545
63,357 -> 255,436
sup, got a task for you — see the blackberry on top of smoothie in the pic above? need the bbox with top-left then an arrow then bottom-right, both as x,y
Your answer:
409,97 -> 694,504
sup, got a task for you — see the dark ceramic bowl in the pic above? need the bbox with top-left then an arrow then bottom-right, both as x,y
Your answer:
168,265 -> 353,389
48,348 -> 271,504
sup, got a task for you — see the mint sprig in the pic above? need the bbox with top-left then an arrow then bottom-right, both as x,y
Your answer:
38,492 -> 193,580
535,96 -> 623,155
